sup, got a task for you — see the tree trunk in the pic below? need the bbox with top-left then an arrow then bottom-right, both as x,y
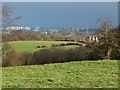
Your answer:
105,48 -> 112,60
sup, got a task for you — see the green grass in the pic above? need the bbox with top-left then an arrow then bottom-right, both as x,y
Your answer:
5,41 -> 81,52
2,60 -> 118,88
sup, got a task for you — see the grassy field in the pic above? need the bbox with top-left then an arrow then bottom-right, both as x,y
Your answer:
6,41 -> 81,52
2,60 -> 118,88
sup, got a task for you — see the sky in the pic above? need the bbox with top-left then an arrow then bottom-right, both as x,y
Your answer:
4,2 -> 118,29
2,0 -> 119,2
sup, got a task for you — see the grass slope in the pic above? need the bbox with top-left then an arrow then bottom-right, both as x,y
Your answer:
7,41 -> 80,52
2,60 -> 118,88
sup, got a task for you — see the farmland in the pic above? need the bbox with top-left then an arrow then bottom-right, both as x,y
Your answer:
2,41 -> 119,88
4,41 -> 82,52
2,60 -> 118,88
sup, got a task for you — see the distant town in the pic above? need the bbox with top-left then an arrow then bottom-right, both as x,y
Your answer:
2,26 -> 97,35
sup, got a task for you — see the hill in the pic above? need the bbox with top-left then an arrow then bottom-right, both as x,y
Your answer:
2,60 -> 118,88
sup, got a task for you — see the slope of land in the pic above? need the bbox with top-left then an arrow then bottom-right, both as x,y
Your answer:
2,60 -> 118,88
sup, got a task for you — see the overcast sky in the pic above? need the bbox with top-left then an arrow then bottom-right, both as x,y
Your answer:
4,2 -> 118,29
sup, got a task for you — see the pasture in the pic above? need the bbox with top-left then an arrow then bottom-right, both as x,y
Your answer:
2,60 -> 118,88
5,41 -> 82,52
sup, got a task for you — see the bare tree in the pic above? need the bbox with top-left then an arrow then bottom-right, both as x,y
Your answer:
2,4 -> 21,29
96,19 -> 119,59
2,4 -> 21,42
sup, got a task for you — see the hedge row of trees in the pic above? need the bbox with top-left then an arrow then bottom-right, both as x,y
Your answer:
2,30 -> 86,42
1,43 -> 91,67
2,39 -> 120,67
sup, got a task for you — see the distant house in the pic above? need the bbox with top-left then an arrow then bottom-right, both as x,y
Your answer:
86,36 -> 99,43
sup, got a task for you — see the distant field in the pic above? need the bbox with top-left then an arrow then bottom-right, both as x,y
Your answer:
2,60 -> 118,88
6,41 -> 81,52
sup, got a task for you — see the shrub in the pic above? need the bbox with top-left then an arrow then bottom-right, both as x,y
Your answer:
58,43 -> 66,46
88,47 -> 102,60
41,45 -> 47,48
2,42 -> 16,67
31,49 -> 52,64
31,46 -> 91,65
9,52 -> 32,66
66,47 -> 91,61
111,47 -> 120,60
76,47 -> 91,60
52,44 -> 59,47
49,48 -> 67,63
66,42 -> 79,45
36,46 -> 41,48
31,48 -> 68,65
51,42 -> 82,48
2,42 -> 32,67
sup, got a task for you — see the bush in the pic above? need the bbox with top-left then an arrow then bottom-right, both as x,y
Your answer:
58,43 -> 66,46
2,42 -> 32,67
87,42 -> 120,60
51,42 -> 82,48
76,47 -> 91,60
88,47 -> 102,60
31,48 -> 67,65
52,43 -> 66,47
10,52 -> 32,66
66,42 -> 79,45
31,46 -> 91,65
66,47 -> 91,61
49,48 -> 67,63
2,42 -> 16,67
52,44 -> 59,47
111,47 -> 120,60
31,49 -> 52,64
